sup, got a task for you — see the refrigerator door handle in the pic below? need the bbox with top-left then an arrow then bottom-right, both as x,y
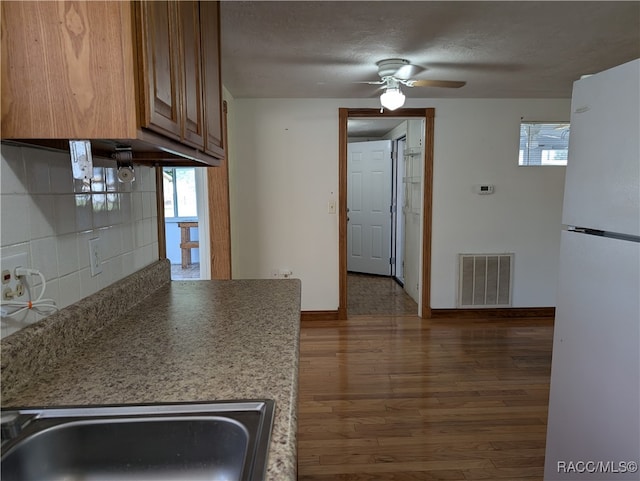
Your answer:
568,226 -> 606,236
567,226 -> 640,243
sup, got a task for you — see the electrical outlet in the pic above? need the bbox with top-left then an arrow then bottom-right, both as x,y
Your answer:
89,238 -> 102,277
279,269 -> 293,279
1,253 -> 28,301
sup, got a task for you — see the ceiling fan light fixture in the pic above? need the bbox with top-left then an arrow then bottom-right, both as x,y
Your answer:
380,86 -> 405,110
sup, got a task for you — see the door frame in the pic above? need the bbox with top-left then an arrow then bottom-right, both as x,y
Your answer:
338,107 -> 435,319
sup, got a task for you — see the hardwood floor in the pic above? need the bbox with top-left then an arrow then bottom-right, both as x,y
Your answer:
298,316 -> 554,480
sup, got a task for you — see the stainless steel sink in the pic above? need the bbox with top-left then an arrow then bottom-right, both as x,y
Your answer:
0,400 -> 275,481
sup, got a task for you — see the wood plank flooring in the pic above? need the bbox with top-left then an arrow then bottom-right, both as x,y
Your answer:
298,315 -> 554,480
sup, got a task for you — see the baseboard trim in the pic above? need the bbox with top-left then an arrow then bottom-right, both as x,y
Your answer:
301,310 -> 340,322
430,307 -> 555,319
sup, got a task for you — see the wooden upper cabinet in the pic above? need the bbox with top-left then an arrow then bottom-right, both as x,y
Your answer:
1,1 -> 137,139
200,1 -> 224,158
1,0 -> 224,166
138,1 -> 181,141
178,1 -> 205,149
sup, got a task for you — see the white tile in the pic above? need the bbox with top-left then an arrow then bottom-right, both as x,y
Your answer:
143,218 -> 154,246
120,193 -> 133,223
105,167 -> 118,192
54,194 -> 77,235
56,233 -> 79,277
49,157 -> 74,194
0,243 -> 31,262
131,167 -> 144,192
107,193 -> 122,225
74,194 -> 93,231
142,191 -> 153,219
150,194 -> 158,218
132,192 -> 143,222
1,145 -> 27,194
58,272 -> 82,308
1,323 -> 20,339
147,167 -> 157,191
117,177 -> 133,193
99,226 -> 122,260
91,166 -> 105,192
92,193 -> 109,228
76,230 -> 96,270
42,277 -> 60,307
121,223 -> 136,253
121,251 -> 135,277
30,236 -> 59,282
79,266 -> 99,298
29,194 -> 57,240
24,149 -> 51,193
150,241 -> 159,260
142,244 -> 156,267
150,218 -> 158,244
1,310 -> 37,339
1,195 -> 31,246
110,255 -> 124,283
135,220 -> 145,248
97,258 -> 113,290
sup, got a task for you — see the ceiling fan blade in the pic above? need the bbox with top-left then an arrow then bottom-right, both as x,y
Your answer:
394,64 -> 425,80
411,79 -> 466,88
353,80 -> 386,85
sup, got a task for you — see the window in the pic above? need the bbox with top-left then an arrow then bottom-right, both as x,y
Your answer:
519,122 -> 570,166
163,167 -> 198,218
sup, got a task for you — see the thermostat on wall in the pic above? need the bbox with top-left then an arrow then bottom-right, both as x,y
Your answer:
474,184 -> 494,195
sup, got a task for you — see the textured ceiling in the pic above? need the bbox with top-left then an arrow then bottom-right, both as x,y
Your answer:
220,1 -> 640,100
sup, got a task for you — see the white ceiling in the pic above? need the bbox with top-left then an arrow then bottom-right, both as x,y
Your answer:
220,1 -> 640,101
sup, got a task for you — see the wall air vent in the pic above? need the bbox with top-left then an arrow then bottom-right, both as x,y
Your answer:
458,254 -> 514,308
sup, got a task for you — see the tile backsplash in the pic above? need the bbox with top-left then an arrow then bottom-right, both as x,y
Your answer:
0,143 -> 159,338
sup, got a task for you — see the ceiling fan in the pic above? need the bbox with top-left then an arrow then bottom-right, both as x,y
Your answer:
368,59 -> 466,110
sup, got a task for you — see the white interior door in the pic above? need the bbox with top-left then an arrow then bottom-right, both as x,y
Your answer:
347,140 -> 392,275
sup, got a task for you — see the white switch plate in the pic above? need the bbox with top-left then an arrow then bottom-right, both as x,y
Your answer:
88,238 -> 102,277
328,200 -> 336,214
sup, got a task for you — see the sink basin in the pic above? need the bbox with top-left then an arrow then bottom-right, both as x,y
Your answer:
0,400 -> 275,481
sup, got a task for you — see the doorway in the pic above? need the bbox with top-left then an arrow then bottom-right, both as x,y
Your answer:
162,167 -> 211,280
339,108 -> 434,319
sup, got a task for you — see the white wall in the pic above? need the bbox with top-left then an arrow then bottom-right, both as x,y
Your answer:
228,99 -> 339,310
0,144 -> 159,338
226,97 -> 570,311
431,99 -> 569,308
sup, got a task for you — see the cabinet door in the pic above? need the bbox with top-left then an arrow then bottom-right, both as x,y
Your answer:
178,1 -> 204,149
1,1 -> 137,139
139,1 -> 181,141
200,1 -> 225,158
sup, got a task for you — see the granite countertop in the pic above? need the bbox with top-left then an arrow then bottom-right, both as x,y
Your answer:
1,265 -> 301,481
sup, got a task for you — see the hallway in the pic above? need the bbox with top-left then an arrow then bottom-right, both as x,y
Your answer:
347,273 -> 418,317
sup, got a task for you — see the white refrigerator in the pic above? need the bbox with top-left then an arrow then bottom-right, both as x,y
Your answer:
544,59 -> 640,480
